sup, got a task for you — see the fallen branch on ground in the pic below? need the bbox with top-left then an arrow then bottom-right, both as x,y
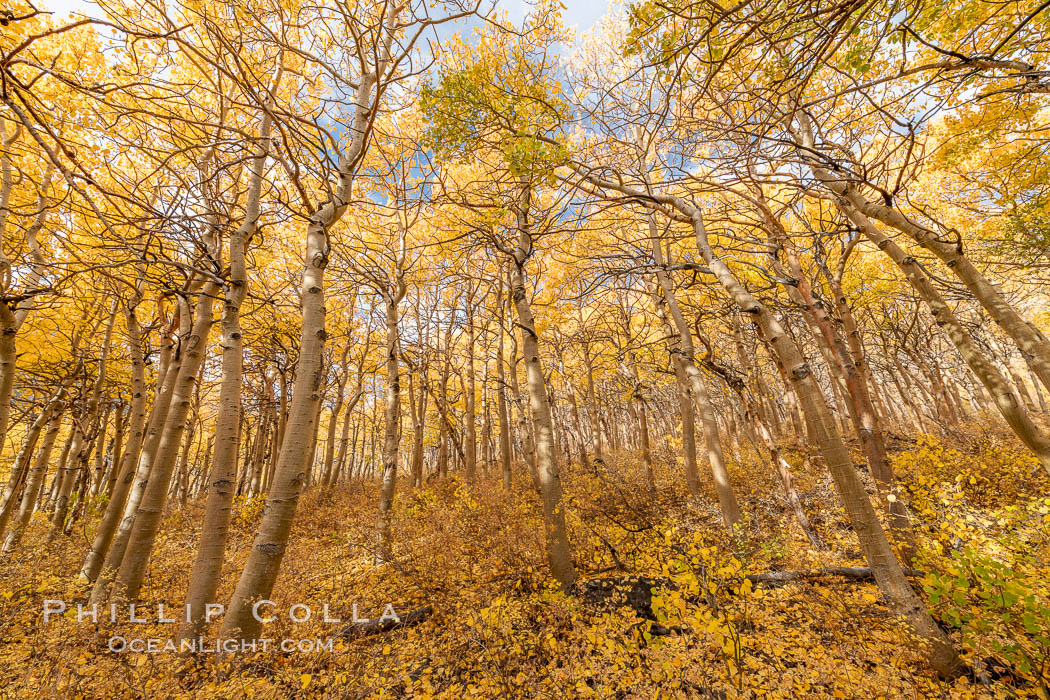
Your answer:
340,605 -> 434,639
746,566 -> 925,586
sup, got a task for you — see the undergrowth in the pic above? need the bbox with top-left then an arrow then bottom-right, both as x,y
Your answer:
0,427 -> 1047,698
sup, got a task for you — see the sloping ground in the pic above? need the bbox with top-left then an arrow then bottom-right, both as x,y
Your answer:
0,428 -> 1047,698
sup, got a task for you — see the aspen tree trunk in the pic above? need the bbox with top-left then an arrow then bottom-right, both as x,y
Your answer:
507,189 -> 576,590
633,142 -> 740,511
914,351 -> 960,427
242,421 -> 261,495
1029,366 -> 1049,413
558,389 -> 574,465
366,394 -> 379,480
305,374 -> 329,487
191,431 -> 214,499
688,208 -> 959,675
567,389 -> 588,470
826,363 -> 855,436
352,418 -> 366,481
263,368 -> 289,493
53,306 -> 117,536
265,370 -> 289,492
768,348 -> 807,446
175,421 -> 195,508
506,301 -> 539,490
0,123 -> 20,455
102,402 -> 127,498
64,468 -> 92,536
45,426 -> 76,512
250,378 -> 275,495
628,361 -> 656,492
342,422 -> 360,484
759,416 -> 823,550
826,261 -> 916,506
0,305 -> 16,456
247,421 -> 267,495
549,384 -> 567,467
0,138 -> 55,463
671,354 -> 702,493
3,397 -> 66,552
113,283 -> 218,600
560,351 -> 589,471
407,369 -> 420,487
728,404 -> 754,461
220,15 -> 400,637
403,300 -> 425,489
335,397 -> 355,485
510,262 -> 575,586
0,121 -> 16,289
446,402 -> 465,471
321,344 -> 351,488
177,86 -> 276,637
335,338 -> 367,485
754,371 -> 781,439
71,329 -> 116,521
732,317 -> 795,445
889,343 -> 936,417
317,388 -> 342,486
793,112 -> 1050,395
889,355 -> 934,433
648,216 -> 740,526
0,398 -> 57,540
463,290 -> 478,484
869,377 -> 900,431
174,364 -> 206,508
49,423 -> 85,536
436,311 -> 453,479
376,284 -> 405,560
689,364 -> 739,522
481,370 -> 493,475
408,367 -> 427,489
578,167 -> 961,676
958,375 -> 986,414
69,436 -> 107,535
48,396 -> 85,531
235,422 -> 252,496
33,466 -> 49,514
496,273 -> 513,491
843,206 -> 1050,472
935,362 -> 968,423
0,411 -> 37,513
221,216 -> 329,640
582,342 -> 604,464
89,402 -> 113,498
1006,365 -> 1037,413
88,307 -> 182,603
759,204 -> 912,545
600,396 -> 619,452
702,348 -> 823,549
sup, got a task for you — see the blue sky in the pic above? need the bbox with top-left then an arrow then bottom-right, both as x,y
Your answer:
499,0 -> 611,32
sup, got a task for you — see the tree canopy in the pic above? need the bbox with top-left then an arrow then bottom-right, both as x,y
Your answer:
1,0 -> 1050,696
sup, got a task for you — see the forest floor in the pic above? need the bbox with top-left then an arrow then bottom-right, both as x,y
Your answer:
1,425 -> 1048,698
